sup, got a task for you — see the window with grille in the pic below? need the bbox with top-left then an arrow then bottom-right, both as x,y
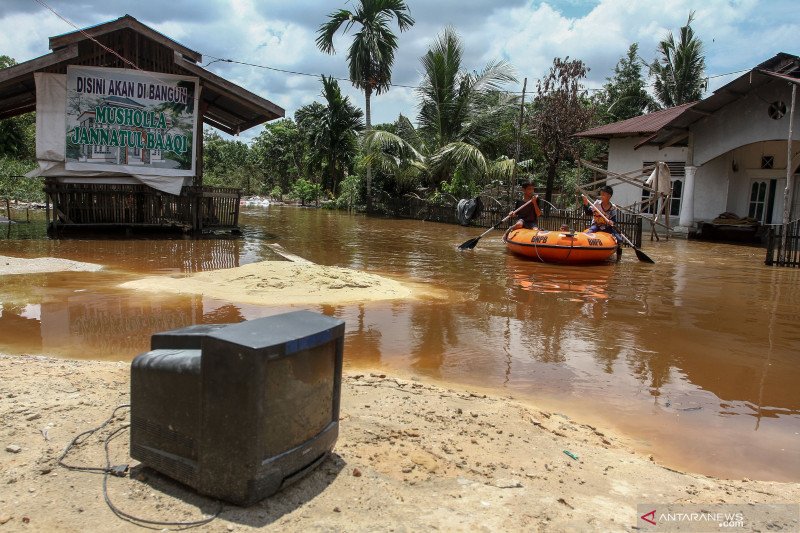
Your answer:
761,155 -> 774,169
748,180 -> 768,222
640,162 -> 685,216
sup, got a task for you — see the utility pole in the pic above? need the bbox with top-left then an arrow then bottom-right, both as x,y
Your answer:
510,77 -> 528,209
781,83 -> 797,262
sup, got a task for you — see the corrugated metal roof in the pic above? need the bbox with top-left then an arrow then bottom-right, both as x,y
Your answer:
575,102 -> 696,139
0,15 -> 284,133
579,53 -> 800,147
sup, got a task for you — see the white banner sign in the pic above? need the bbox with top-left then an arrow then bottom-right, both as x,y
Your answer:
65,65 -> 199,176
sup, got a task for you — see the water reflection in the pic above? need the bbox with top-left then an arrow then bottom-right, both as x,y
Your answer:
1,207 -> 799,480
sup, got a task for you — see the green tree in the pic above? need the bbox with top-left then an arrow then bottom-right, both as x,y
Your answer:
202,130 -> 256,193
316,0 -> 415,210
250,118 -> 306,195
650,12 -> 706,108
528,57 -> 594,204
363,29 -> 518,200
291,177 -> 322,206
296,76 -> 364,196
600,43 -> 657,121
0,56 -> 35,161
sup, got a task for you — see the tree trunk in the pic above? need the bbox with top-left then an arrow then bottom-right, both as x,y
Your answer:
544,160 -> 558,205
365,87 -> 372,212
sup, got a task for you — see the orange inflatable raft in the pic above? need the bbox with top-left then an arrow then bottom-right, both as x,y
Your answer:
503,227 -> 619,264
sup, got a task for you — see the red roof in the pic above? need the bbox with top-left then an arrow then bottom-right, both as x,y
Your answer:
576,102 -> 696,139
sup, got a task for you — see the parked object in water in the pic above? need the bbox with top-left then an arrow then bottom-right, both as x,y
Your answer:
504,227 -> 618,264
457,199 -> 532,250
240,196 -> 271,207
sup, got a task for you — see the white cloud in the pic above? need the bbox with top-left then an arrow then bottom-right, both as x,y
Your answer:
2,0 -> 798,144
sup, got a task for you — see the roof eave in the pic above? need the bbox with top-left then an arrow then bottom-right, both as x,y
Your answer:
49,14 -> 202,64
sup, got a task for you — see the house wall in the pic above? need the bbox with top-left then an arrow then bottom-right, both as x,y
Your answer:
606,137 -> 728,221
691,80 -> 800,166
605,104 -> 800,227
606,137 -> 687,208
727,140 -> 800,222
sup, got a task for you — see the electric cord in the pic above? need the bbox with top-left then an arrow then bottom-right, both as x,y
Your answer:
58,404 -> 223,530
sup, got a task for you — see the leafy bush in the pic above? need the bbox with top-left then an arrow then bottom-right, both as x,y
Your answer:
290,178 -> 321,206
0,158 -> 42,202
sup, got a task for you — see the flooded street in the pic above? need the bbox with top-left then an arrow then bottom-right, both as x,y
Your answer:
1,206 -> 799,482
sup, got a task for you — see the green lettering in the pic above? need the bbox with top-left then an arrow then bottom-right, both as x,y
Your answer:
89,128 -> 100,146
70,127 -> 79,144
109,129 -> 119,147
145,133 -> 155,150
95,106 -> 108,124
115,108 -> 124,125
157,113 -> 167,129
123,109 -> 133,126
163,134 -> 174,153
98,128 -> 109,146
154,134 -> 164,151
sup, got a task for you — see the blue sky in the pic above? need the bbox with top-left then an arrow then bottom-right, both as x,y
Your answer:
1,0 -> 798,142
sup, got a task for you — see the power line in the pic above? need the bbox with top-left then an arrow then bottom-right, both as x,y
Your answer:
33,0 -> 756,101
33,0 -> 204,106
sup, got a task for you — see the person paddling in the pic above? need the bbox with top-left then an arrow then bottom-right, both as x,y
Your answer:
582,185 -> 622,243
508,181 -> 542,230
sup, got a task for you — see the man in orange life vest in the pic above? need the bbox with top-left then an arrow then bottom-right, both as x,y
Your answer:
508,182 -> 542,230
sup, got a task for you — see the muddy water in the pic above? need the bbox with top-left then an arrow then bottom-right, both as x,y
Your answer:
1,207 -> 799,481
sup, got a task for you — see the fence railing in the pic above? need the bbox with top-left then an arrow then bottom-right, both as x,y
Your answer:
765,221 -> 800,267
43,181 -> 240,233
382,195 -> 643,248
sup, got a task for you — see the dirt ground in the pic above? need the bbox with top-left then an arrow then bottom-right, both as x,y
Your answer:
118,259 -> 430,306
0,256 -> 102,276
1,353 -> 798,532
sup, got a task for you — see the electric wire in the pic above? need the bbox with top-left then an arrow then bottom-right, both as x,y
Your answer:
32,0 -> 756,101
57,404 -> 223,530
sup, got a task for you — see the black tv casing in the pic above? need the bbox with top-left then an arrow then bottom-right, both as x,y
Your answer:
130,311 -> 344,505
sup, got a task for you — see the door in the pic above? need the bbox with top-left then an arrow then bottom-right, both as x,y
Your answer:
748,179 -> 777,223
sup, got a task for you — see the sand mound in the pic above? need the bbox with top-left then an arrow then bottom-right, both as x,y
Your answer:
120,260 -> 418,305
0,255 -> 103,276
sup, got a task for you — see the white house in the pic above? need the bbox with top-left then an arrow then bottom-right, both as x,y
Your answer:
577,53 -> 800,235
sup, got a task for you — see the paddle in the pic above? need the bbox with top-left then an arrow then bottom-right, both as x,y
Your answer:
457,198 -> 533,250
581,194 -> 655,264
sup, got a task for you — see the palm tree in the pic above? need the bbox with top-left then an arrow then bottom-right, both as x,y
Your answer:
650,12 -> 706,108
364,28 -> 517,199
417,27 -> 516,184
316,0 -> 414,210
296,76 -> 365,196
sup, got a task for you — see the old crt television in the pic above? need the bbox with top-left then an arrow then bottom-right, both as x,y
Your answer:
130,310 -> 344,505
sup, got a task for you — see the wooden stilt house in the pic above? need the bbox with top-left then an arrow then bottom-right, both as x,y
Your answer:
0,15 -> 284,234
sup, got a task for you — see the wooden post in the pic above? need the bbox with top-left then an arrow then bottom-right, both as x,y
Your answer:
511,78 -> 527,209
781,83 -> 797,262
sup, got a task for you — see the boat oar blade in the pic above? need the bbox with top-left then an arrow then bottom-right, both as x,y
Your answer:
634,247 -> 655,263
458,237 -> 481,250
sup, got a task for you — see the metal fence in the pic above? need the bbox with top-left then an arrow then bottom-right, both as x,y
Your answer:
765,221 -> 800,267
381,195 -> 643,248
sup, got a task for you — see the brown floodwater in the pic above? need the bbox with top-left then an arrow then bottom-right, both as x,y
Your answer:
1,206 -> 799,482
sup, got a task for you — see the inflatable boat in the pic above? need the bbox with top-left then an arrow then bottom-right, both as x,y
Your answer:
503,227 -> 619,264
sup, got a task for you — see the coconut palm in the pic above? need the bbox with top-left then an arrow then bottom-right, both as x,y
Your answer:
316,0 -> 414,209
364,28 -> 517,198
650,12 -> 706,108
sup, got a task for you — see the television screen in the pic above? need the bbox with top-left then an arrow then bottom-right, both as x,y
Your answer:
130,310 -> 344,505
261,343 -> 336,457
